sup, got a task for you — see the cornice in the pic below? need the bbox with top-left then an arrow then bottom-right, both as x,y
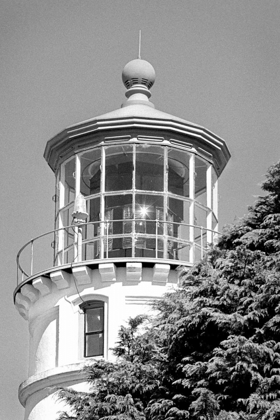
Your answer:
44,116 -> 230,175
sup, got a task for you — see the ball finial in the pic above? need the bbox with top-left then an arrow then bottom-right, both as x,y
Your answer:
122,59 -> 156,90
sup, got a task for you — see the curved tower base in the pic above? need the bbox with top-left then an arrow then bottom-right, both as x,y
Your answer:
15,261 -> 180,420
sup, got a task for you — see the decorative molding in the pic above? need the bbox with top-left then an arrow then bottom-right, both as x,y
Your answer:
14,294 -> 28,319
99,263 -> 116,282
72,266 -> 92,285
50,270 -> 71,289
32,276 -> 52,296
125,295 -> 160,306
15,292 -> 31,312
126,262 -> 142,282
21,284 -> 39,303
153,264 -> 170,283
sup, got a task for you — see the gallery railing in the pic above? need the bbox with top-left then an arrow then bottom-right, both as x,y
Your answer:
16,219 -> 219,286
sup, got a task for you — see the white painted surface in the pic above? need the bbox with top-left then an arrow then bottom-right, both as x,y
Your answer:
18,263 -> 179,420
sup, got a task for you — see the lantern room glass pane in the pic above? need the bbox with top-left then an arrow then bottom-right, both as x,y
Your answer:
88,197 -> 100,223
135,194 -> 164,219
105,145 -> 133,192
195,204 -> 207,228
85,197 -> 100,259
168,197 -> 190,241
168,149 -> 190,197
136,145 -> 164,191
212,213 -> 218,233
64,157 -> 75,206
105,194 -> 133,224
80,148 -> 101,196
135,194 -> 164,257
135,194 -> 164,231
195,157 -> 207,206
104,194 -> 133,257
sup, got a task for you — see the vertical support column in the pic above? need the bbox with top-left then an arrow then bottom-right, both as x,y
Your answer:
100,147 -> 106,258
74,154 -> 81,262
212,174 -> 219,242
132,144 -> 136,257
75,154 -> 81,197
213,175 -> 218,222
206,164 -> 213,245
58,164 -> 65,265
163,147 -> 168,259
189,154 -> 195,263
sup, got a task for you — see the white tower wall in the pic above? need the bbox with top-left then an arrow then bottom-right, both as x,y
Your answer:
16,263 -> 178,420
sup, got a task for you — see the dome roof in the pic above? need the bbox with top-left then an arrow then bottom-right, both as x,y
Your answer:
44,57 -> 231,177
72,102 -> 195,125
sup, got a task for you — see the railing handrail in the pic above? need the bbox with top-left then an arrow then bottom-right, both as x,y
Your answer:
17,219 -> 220,285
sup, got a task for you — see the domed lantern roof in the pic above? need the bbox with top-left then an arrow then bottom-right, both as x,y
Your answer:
44,58 -> 230,175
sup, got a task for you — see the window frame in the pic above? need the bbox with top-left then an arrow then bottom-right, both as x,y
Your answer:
81,300 -> 105,358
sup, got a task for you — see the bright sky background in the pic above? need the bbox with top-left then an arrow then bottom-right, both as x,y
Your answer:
1,1 -> 280,418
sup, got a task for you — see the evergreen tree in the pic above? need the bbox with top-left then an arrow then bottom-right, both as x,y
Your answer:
57,161 -> 280,420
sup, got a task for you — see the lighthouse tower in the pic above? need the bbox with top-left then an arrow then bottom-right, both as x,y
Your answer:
14,58 -> 230,420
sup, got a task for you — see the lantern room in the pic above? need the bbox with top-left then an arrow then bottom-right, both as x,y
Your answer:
43,58 -> 230,269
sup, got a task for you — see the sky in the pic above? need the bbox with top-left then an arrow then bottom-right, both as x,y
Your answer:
1,1 -> 280,419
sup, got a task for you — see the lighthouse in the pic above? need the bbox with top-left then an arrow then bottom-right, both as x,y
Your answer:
14,58 -> 230,420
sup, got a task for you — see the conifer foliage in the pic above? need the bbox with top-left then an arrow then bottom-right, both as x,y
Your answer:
57,162 -> 280,419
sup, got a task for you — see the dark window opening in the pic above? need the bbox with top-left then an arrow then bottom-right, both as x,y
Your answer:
81,301 -> 104,358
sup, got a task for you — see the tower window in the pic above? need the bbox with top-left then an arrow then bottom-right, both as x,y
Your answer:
82,301 -> 104,358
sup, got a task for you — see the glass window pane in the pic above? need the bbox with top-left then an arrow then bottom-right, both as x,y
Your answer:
104,195 -> 132,257
86,307 -> 104,332
88,197 -> 100,223
168,149 -> 190,197
80,148 -> 101,196
83,301 -> 104,357
85,333 -> 104,357
195,157 -> 207,206
168,197 -> 190,242
135,194 -> 163,234
64,157 -> 75,205
83,197 -> 101,259
136,145 -> 164,191
61,205 -> 73,228
84,242 -> 97,261
61,205 -> 74,248
105,145 -> 133,192
212,213 -> 218,231
168,198 -> 190,260
168,197 -> 189,224
195,204 -> 207,228
134,194 -> 164,255
105,194 -> 132,232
